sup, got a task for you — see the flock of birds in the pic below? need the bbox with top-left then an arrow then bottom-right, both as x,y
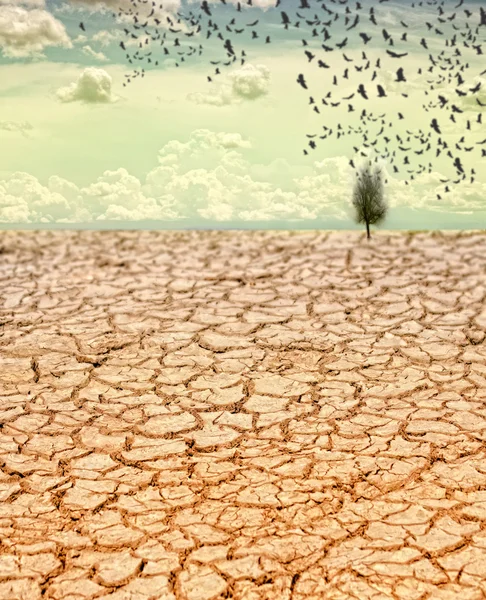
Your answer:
79,0 -> 486,198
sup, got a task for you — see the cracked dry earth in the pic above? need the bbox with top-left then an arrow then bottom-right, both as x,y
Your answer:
1,230 -> 486,600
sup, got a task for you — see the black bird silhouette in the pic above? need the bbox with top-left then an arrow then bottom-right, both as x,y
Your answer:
480,6 -> 486,25
281,11 -> 290,28
359,33 -> 371,44
347,15 -> 359,30
343,53 -> 353,62
305,50 -> 315,62
336,38 -> 348,49
297,74 -> 308,89
387,50 -> 408,58
357,84 -> 368,99
377,85 -> 387,97
431,118 -> 441,134
201,1 -> 211,15
420,38 -> 428,49
396,67 -> 406,82
318,60 -> 330,68
453,157 -> 464,173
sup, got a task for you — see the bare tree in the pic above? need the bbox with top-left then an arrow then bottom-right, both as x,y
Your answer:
351,161 -> 388,240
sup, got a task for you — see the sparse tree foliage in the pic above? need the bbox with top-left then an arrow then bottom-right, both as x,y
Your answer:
351,161 -> 388,240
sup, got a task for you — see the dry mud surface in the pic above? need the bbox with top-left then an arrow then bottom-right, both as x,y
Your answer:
1,229 -> 486,600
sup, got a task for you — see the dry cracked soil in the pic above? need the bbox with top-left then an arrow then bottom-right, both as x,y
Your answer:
0,229 -> 486,600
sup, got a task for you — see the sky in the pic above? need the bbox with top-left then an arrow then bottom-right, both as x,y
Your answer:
0,0 -> 485,229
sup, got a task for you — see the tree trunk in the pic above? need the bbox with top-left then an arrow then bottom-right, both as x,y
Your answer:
366,221 -> 370,240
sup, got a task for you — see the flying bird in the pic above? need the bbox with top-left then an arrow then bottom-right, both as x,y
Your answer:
431,118 -> 441,134
387,50 -> 408,58
357,84 -> 368,99
396,67 -> 406,82
297,74 -> 308,89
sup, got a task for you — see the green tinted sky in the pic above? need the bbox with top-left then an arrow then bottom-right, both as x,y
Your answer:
0,0 -> 485,228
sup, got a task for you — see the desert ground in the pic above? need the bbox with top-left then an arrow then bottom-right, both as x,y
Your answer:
1,229 -> 486,600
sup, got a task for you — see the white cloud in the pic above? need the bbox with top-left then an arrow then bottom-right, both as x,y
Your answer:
91,29 -> 119,46
230,64 -> 270,99
0,172 -> 79,223
82,44 -> 108,61
73,34 -> 88,44
56,67 -> 117,103
0,129 -> 484,224
0,4 -> 71,57
188,63 -> 271,107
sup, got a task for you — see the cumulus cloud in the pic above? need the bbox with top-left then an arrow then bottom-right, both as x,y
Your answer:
230,64 -> 271,99
188,63 -> 271,107
1,129 -> 485,224
0,4 -> 71,57
56,67 -> 117,103
0,173 -> 81,223
91,29 -> 120,46
73,34 -> 88,44
81,44 -> 108,61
